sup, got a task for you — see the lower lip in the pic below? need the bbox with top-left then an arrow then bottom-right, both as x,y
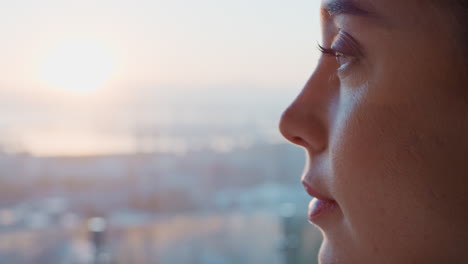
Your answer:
308,198 -> 338,223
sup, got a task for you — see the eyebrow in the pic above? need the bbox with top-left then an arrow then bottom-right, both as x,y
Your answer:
323,0 -> 371,17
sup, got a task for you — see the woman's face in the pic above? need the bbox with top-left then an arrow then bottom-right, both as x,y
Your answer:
279,0 -> 468,263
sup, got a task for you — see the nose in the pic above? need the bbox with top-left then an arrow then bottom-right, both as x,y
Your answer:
279,64 -> 337,153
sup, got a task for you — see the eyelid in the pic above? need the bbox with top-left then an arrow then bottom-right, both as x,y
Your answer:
331,31 -> 363,57
317,31 -> 363,77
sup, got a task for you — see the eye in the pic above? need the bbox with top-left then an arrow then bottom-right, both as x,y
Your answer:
317,44 -> 354,69
335,51 -> 353,68
317,31 -> 363,72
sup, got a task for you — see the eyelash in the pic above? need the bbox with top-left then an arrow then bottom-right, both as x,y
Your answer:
317,43 -> 352,75
317,44 -> 344,58
317,31 -> 363,75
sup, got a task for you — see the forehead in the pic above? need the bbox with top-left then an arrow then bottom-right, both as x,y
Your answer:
321,0 -> 375,12
320,0 -> 386,29
321,0 -> 373,13
320,0 -> 442,28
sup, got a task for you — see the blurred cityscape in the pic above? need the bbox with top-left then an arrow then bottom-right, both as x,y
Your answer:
0,131 -> 322,264
0,0 -> 323,262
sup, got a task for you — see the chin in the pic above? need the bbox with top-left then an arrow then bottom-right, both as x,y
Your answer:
318,241 -> 339,264
318,237 -> 356,264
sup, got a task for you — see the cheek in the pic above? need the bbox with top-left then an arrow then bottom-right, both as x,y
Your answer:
330,101 -> 405,217
328,97 -> 439,258
328,85 -> 467,260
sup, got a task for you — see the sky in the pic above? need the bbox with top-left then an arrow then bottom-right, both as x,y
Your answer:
0,0 -> 322,156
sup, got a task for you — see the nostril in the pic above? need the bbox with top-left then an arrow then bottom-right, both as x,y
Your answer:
291,136 -> 307,146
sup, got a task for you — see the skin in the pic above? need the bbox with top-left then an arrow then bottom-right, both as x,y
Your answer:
279,0 -> 468,263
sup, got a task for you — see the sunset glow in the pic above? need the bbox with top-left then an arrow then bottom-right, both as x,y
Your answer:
39,40 -> 117,93
1,0 -> 320,156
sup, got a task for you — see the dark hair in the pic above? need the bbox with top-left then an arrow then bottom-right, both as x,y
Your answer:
434,0 -> 468,42
455,1 -> 468,35
444,0 -> 468,100
455,1 -> 468,71
457,0 -> 468,9
444,0 -> 468,69
451,1 -> 468,45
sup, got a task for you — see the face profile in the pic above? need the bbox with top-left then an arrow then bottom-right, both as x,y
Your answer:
279,0 -> 468,263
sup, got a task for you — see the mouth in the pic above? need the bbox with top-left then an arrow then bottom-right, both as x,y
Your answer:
303,181 -> 338,224
308,198 -> 338,223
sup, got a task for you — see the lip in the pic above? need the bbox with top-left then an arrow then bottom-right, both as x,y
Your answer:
302,180 -> 333,201
302,180 -> 338,223
308,198 -> 338,223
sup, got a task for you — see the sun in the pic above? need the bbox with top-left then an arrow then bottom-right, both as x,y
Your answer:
39,40 -> 117,93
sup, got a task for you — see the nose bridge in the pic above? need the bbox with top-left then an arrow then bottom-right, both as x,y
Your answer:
279,63 -> 337,152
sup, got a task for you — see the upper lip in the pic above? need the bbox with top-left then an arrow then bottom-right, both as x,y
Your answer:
302,180 -> 334,201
